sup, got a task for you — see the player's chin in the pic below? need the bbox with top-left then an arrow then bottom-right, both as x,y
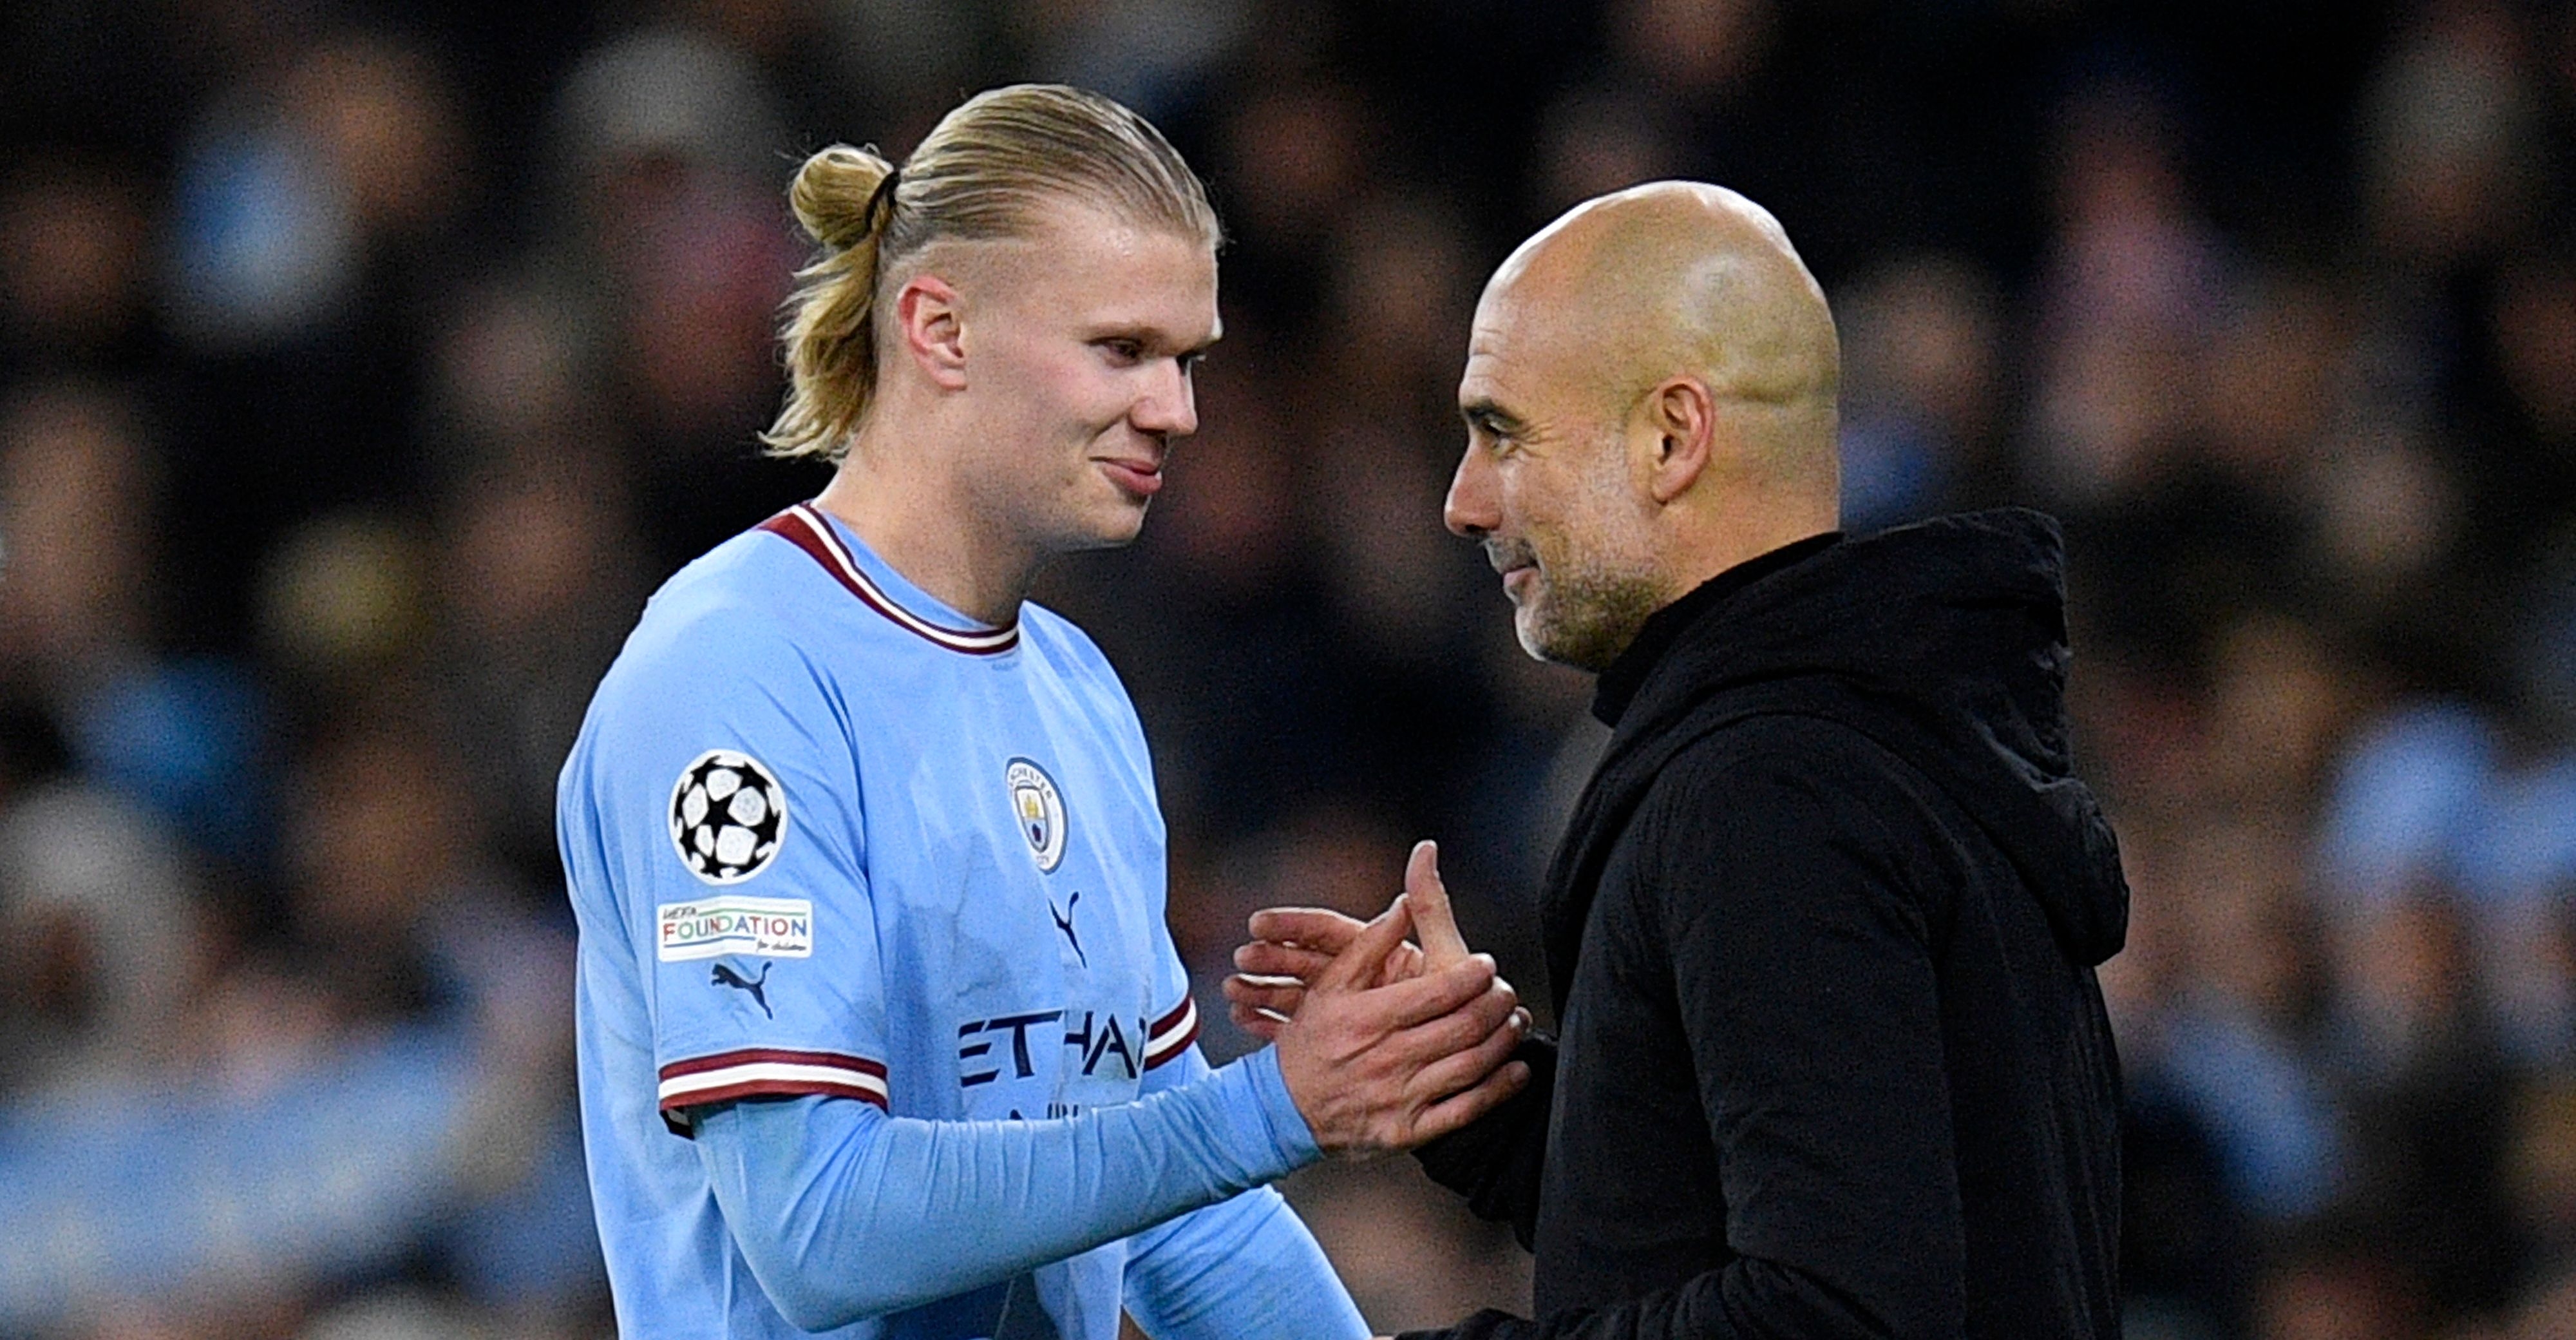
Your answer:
1061,499 -> 1151,551
1511,599 -> 1558,662
1510,579 -> 1549,626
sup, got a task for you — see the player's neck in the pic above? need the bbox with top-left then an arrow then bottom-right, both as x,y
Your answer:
813,454 -> 1035,627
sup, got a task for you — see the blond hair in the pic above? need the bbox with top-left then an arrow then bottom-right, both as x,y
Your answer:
762,84 -> 1220,461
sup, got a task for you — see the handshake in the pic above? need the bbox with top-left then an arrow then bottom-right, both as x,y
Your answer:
1224,840 -> 1533,1160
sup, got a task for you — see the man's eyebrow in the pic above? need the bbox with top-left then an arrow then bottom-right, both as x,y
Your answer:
1089,323 -> 1222,358
1461,398 -> 1526,433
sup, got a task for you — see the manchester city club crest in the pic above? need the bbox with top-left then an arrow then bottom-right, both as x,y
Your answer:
1004,758 -> 1067,873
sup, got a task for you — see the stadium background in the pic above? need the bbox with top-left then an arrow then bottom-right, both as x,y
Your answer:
5,0 -> 2575,1335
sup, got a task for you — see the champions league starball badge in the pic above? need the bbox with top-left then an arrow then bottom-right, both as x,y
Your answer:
670,749 -> 789,885
1005,757 -> 1067,873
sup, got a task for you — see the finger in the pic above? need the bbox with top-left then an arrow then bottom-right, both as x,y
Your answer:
1314,896 -> 1416,991
1221,974 -> 1306,1019
1371,941 -> 1426,989
1407,1008 -> 1530,1103
1406,840 -> 1470,970
1390,977 -> 1519,1060
1227,1000 -> 1288,1041
1367,952 -> 1497,1029
1247,907 -> 1370,952
1233,941 -> 1336,981
1409,1059 -> 1533,1145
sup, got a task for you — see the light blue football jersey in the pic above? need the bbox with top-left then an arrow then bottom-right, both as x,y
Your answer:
562,503 -> 1206,1339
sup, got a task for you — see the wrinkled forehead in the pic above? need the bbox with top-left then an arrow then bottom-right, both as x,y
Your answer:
1457,269 -> 1623,416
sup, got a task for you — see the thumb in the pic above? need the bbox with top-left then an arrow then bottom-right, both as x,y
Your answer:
1316,894 -> 1415,992
1407,840 -> 1470,970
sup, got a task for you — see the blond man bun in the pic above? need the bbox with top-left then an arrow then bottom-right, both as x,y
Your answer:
763,146 -> 898,457
763,85 -> 1220,461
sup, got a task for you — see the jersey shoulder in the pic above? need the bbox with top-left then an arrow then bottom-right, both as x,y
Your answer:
593,526 -> 866,709
569,528 -> 855,778
1018,602 -> 1149,742
1017,600 -> 1119,685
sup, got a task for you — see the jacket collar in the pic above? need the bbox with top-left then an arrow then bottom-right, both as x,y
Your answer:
1590,531 -> 1843,728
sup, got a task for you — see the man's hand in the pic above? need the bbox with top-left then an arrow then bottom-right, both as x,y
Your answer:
1227,840 -> 1511,1038
1266,888 -> 1529,1160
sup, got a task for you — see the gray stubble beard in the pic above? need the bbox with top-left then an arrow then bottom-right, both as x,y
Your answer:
1519,557 -> 1666,673
1511,422 -> 1668,673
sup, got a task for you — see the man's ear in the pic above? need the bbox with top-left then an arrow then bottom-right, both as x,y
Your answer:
1643,377 -> 1714,504
893,274 -> 968,390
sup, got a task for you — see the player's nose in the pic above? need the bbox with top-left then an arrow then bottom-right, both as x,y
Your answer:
1131,361 -> 1198,438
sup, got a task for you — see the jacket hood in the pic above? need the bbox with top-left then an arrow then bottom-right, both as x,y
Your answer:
1604,508 -> 2129,968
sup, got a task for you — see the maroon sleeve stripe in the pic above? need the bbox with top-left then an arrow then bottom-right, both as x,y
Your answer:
656,1049 -> 893,1131
658,1048 -> 887,1082
1142,997 -> 1200,1069
659,1077 -> 890,1111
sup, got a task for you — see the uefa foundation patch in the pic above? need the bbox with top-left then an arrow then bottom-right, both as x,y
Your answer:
658,895 -> 815,961
670,749 -> 788,884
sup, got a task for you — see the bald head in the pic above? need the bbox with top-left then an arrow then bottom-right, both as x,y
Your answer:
1484,181 -> 1840,489
1446,182 -> 1843,670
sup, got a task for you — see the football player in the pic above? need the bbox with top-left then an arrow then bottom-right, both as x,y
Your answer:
558,84 -> 1529,1340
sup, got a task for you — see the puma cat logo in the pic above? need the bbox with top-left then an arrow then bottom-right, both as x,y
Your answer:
1048,891 -> 1086,968
712,961 -> 773,1017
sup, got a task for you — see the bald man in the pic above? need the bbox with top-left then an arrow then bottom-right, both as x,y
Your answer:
1228,183 -> 2127,1338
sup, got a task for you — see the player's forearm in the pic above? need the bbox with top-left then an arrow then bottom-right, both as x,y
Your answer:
1123,1046 -> 1371,1339
1122,1186 -> 1370,1340
693,1046 -> 1319,1329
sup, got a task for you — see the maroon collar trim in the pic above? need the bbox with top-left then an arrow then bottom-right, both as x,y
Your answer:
757,503 -> 1020,656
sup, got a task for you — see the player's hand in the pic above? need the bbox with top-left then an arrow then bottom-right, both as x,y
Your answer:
1268,890 -> 1529,1160
1227,841 -> 1508,1040
1226,906 -> 1396,1038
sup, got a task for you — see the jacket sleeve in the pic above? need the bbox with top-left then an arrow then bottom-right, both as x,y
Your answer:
1410,1035 -> 1558,1248
1400,743 -> 1967,1340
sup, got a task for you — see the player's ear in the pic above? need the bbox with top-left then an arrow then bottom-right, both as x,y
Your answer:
894,274 -> 969,390
1643,376 -> 1713,504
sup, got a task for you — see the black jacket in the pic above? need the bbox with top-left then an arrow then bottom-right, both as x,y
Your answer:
1405,509 -> 2128,1339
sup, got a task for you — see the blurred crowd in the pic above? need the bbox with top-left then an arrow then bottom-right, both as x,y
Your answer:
5,0 -> 2576,1336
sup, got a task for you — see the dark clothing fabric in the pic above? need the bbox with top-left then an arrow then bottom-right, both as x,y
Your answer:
1403,508 -> 2128,1340
1589,530 -> 1844,725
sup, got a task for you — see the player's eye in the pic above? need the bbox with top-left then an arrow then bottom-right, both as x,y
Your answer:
1095,338 -> 1145,365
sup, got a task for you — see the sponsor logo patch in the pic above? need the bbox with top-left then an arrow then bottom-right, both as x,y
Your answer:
658,895 -> 814,961
1005,757 -> 1067,874
670,749 -> 788,884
